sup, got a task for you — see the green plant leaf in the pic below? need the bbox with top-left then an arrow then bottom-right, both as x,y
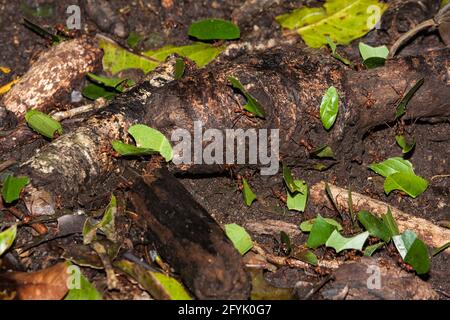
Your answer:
357,210 -> 391,242
326,37 -> 351,65
310,145 -> 336,159
144,42 -> 225,68
114,260 -> 192,300
432,241 -> 450,256
384,172 -> 428,198
65,272 -> 102,300
382,207 -> 399,237
276,0 -> 389,48
392,230 -> 430,274
83,195 -> 117,245
364,242 -> 384,256
395,135 -> 416,154
291,246 -> 318,266
319,86 -> 339,130
228,76 -> 266,118
368,157 -> 414,178
127,31 -> 142,48
224,223 -> 253,255
25,110 -> 62,139
1,175 -> 30,204
188,18 -> 240,40
82,83 -> 118,100
242,178 -> 257,206
128,124 -> 173,161
286,180 -> 308,212
358,42 -> 389,68
300,217 -> 343,232
325,230 -> 369,253
174,58 -> 185,80
306,215 -> 339,249
111,141 -> 155,156
282,165 -> 303,193
395,78 -> 424,120
87,73 -> 135,92
280,231 -> 292,255
0,225 -> 17,256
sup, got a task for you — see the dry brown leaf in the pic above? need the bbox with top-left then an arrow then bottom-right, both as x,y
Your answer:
0,262 -> 70,300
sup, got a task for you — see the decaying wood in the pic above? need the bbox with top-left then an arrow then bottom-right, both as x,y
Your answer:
310,181 -> 450,252
245,219 -> 301,239
127,167 -> 250,300
2,37 -> 102,118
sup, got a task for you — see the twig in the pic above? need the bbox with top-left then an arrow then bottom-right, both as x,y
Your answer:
50,98 -> 107,121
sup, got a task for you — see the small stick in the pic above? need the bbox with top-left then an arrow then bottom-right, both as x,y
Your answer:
50,98 -> 107,121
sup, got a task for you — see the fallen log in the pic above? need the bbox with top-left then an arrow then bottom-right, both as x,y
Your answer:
126,167 -> 251,299
310,181 -> 450,252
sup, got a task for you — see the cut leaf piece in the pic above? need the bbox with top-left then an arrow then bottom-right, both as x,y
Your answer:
286,180 -> 308,212
25,110 -> 62,139
242,178 -> 257,206
306,215 -> 339,249
392,230 -> 430,274
384,172 -> 428,198
368,157 -> 414,178
276,0 -> 389,48
319,86 -> 339,130
82,83 -> 118,100
224,223 -> 253,255
0,225 -> 17,256
382,207 -> 399,237
395,78 -> 424,119
188,19 -> 240,40
325,230 -> 369,253
128,124 -> 173,161
65,272 -> 102,300
228,76 -> 265,118
174,58 -> 185,80
357,210 -> 391,242
300,217 -> 342,232
282,165 -> 303,193
127,31 -> 142,48
291,246 -> 318,266
1,175 -> 30,204
114,260 -> 192,300
358,42 -> 389,68
395,135 -> 415,154
326,37 -> 351,65
310,145 -> 336,159
83,195 -> 117,245
112,141 -> 155,156
364,242 -> 384,256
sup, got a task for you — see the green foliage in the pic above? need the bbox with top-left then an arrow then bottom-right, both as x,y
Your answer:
310,145 -> 336,159
395,78 -> 424,119
300,217 -> 343,232
326,37 -> 351,65
306,215 -> 339,249
174,58 -> 185,80
0,225 -> 17,256
65,272 -> 103,300
364,242 -> 384,256
228,76 -> 266,118
25,110 -> 62,139
188,19 -> 240,40
319,86 -> 339,130
395,135 -> 415,154
242,178 -> 257,206
358,42 -> 389,68
83,195 -> 117,245
127,32 -> 142,48
357,210 -> 391,242
325,230 -> 369,253
286,180 -> 308,212
392,230 -> 430,274
224,223 -> 253,255
1,175 -> 30,204
276,0 -> 389,48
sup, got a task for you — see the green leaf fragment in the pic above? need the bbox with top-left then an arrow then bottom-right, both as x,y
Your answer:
0,225 -> 17,256
310,145 -> 336,159
188,19 -> 240,40
357,210 -> 391,242
291,246 -> 318,266
432,241 -> 450,256
306,215 -> 340,249
83,195 -> 117,245
280,231 -> 292,254
319,86 -> 339,130
384,172 -> 428,198
228,76 -> 266,118
393,230 -> 430,274
358,42 -> 389,68
326,37 -> 351,65
25,110 -> 62,139
395,135 -> 416,154
276,0 -> 389,48
325,230 -> 369,253
286,180 -> 308,212
111,141 -> 155,156
224,223 -> 253,255
174,58 -> 185,80
65,272 -> 103,300
82,83 -> 118,100
395,78 -> 424,120
364,242 -> 384,256
242,178 -> 257,206
300,217 -> 343,232
282,165 -> 303,193
368,157 -> 414,178
127,31 -> 142,48
382,207 -> 399,237
128,124 -> 173,161
1,175 -> 30,204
